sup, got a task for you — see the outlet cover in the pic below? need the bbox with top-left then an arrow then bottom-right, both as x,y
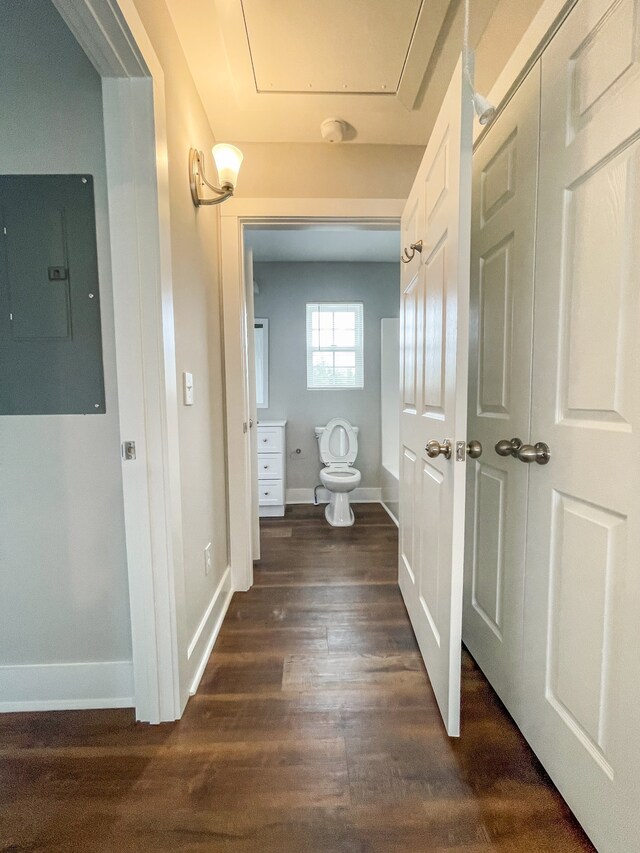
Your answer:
204,542 -> 212,575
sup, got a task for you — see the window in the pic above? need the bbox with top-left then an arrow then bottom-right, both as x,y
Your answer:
306,302 -> 364,389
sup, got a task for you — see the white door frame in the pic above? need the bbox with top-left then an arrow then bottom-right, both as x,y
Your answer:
219,198 -> 404,592
53,0 -> 185,722
476,0 -> 579,145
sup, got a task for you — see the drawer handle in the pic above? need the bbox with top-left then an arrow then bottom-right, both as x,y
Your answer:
262,438 -> 268,443
263,465 -> 269,469
263,491 -> 269,496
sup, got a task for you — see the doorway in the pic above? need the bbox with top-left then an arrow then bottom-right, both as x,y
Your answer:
243,223 -> 401,553
219,199 -> 404,592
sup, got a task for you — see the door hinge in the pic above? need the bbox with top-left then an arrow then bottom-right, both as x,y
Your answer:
122,440 -> 136,460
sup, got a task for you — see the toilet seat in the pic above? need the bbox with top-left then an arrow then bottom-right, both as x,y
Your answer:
319,417 -> 358,466
320,464 -> 361,492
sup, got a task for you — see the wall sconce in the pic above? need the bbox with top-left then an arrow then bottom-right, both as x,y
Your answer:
189,143 -> 243,207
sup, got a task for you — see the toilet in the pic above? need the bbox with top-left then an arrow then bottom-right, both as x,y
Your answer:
314,418 -> 361,527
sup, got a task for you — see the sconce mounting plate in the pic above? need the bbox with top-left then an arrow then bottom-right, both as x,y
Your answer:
189,148 -> 203,207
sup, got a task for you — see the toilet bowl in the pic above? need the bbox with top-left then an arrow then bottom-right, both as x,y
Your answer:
315,418 -> 360,527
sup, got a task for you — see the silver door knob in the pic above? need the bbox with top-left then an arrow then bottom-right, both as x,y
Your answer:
466,440 -> 483,459
426,439 -> 452,459
495,437 -> 523,457
517,442 -> 550,465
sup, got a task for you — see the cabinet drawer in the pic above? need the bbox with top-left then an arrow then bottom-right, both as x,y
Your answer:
257,427 -> 283,452
258,479 -> 283,506
258,453 -> 283,479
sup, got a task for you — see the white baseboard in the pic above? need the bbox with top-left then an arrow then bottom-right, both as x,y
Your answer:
286,486 -> 382,504
188,566 -> 233,696
381,500 -> 399,527
0,660 -> 134,713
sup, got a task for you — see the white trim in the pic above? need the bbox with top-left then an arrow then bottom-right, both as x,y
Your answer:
219,198 -> 403,595
475,0 -> 579,143
286,487 -> 382,504
0,661 -> 134,713
188,570 -> 234,696
51,0 -> 184,722
187,567 -> 232,660
380,500 -> 400,527
222,198 -> 406,219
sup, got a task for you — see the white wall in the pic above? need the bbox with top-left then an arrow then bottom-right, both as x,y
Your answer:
235,143 -> 424,199
381,318 -> 400,477
253,262 -> 399,498
0,1 -> 132,707
381,318 -> 400,522
131,0 -> 231,695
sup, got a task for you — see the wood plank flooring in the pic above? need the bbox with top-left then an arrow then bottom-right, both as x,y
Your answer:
0,504 -> 595,852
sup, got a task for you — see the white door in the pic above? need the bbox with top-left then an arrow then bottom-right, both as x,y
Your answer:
399,57 -> 473,736
522,0 -> 640,849
463,66 -> 540,723
244,244 -> 260,561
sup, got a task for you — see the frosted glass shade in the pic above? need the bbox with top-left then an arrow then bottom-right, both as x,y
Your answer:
212,143 -> 243,189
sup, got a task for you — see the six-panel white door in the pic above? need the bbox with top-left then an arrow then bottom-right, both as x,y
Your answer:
522,1 -> 640,849
399,57 -> 473,736
463,66 -> 540,723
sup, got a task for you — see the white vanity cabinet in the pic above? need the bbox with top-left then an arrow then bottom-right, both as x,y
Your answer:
257,420 -> 286,517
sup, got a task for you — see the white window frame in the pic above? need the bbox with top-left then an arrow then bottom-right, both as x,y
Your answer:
306,302 -> 364,390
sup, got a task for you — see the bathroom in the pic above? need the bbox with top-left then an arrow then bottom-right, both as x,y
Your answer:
246,224 -> 400,528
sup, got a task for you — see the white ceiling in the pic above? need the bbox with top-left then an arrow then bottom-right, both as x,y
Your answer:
165,0 -> 500,145
243,0 -> 423,94
246,227 -> 400,263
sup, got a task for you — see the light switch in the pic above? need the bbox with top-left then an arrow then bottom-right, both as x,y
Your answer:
183,371 -> 194,405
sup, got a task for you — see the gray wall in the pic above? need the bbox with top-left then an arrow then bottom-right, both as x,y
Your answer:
254,262 -> 399,491
0,2 -> 131,666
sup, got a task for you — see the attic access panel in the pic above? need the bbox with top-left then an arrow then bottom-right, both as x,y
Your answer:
0,175 -> 106,415
242,0 -> 423,94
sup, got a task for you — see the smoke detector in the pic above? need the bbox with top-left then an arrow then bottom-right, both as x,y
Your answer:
320,118 -> 347,143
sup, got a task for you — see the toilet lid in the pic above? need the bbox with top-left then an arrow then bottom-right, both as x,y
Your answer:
319,417 -> 358,465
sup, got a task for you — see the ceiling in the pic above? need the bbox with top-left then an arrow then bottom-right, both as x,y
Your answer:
166,0 -> 500,145
246,227 -> 400,263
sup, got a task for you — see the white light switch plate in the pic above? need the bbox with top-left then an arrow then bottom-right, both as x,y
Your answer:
204,542 -> 212,575
183,371 -> 194,405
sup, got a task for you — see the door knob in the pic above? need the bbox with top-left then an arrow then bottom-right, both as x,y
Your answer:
517,442 -> 550,465
466,440 -> 483,459
426,439 -> 452,459
495,437 -> 523,457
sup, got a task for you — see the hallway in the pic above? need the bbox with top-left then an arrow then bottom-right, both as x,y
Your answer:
1,504 -> 593,851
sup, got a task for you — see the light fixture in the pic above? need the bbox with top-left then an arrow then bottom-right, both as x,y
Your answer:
189,143 -> 243,207
471,92 -> 496,126
463,0 -> 496,126
320,118 -> 347,143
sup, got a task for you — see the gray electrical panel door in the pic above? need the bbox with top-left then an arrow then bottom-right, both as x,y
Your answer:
0,175 -> 105,415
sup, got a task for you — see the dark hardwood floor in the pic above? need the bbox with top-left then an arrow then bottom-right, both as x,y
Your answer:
1,504 -> 594,852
